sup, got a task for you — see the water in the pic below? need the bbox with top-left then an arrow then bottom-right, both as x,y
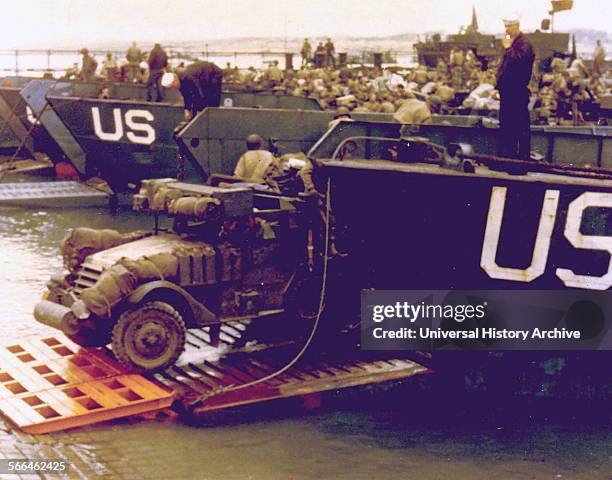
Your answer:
0,187 -> 609,479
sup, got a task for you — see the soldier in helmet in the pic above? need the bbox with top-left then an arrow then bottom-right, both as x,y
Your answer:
125,41 -> 142,83
79,48 -> 98,81
234,134 -> 282,181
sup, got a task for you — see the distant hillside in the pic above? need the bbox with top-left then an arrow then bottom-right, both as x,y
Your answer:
61,29 -> 610,58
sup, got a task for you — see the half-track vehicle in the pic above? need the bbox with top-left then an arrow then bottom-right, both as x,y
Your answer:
35,179 -> 326,371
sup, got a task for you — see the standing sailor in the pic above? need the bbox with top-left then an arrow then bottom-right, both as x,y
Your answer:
496,13 -> 535,160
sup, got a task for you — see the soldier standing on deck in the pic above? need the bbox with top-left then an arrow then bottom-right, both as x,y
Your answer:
79,48 -> 98,81
301,38 -> 312,67
146,43 -> 168,102
496,14 -> 535,160
125,41 -> 142,83
593,40 -> 606,78
325,38 -> 336,68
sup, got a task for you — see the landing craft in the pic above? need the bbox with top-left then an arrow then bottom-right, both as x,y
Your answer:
33,136 -> 612,371
47,93 -> 611,193
47,98 -> 388,188
16,79 -> 323,182
414,2 -> 572,68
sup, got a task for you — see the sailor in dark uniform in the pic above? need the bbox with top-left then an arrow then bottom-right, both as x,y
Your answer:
163,61 -> 223,119
496,14 -> 535,160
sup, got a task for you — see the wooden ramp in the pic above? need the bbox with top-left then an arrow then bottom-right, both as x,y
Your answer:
0,328 -> 428,434
0,336 -> 174,434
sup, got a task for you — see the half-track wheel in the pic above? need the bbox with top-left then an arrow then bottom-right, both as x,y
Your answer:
66,322 -> 112,347
112,301 -> 186,372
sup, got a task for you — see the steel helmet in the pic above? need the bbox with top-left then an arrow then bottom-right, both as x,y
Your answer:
246,134 -> 263,149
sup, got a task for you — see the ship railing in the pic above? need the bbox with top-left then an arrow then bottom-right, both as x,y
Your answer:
329,134 -> 612,182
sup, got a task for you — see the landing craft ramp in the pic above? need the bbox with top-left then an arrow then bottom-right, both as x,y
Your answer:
0,88 -> 30,152
0,77 -> 32,150
0,86 -> 63,161
0,181 -> 110,208
0,331 -> 427,434
20,80 -> 89,175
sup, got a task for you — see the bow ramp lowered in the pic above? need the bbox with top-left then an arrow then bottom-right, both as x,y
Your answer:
0,333 -> 426,434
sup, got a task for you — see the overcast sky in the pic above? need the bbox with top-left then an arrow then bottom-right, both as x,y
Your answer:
0,0 -> 608,48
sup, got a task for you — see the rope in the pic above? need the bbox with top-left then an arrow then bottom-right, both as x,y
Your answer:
181,177 -> 333,413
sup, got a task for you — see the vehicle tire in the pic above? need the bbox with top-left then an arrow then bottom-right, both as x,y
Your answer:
112,301 -> 186,372
66,322 -> 112,347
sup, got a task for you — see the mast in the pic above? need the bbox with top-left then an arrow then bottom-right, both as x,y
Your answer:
471,6 -> 479,33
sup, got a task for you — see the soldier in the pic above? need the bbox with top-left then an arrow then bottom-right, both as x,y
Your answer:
234,134 -> 282,181
102,52 -> 120,82
393,92 -> 433,126
593,40 -> 606,77
325,38 -> 336,68
125,41 -> 142,83
314,43 -> 326,68
301,38 -> 312,67
265,60 -> 284,88
162,61 -> 223,119
146,43 -> 168,102
495,13 -> 535,160
79,48 -> 98,81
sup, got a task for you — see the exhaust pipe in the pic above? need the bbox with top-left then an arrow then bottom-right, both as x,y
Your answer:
33,300 -> 81,335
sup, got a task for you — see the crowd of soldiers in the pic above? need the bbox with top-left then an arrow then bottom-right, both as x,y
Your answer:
67,39 -> 609,126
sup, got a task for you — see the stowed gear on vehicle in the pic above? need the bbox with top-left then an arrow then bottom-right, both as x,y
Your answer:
34,179 -> 328,372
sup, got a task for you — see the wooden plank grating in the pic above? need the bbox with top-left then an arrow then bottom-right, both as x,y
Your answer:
0,326 -> 428,433
0,336 -> 174,434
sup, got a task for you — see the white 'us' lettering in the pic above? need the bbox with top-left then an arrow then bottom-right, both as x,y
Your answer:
481,186 -> 612,290
91,107 -> 155,145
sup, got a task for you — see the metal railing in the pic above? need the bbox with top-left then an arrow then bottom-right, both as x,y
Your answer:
0,48 -> 417,76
